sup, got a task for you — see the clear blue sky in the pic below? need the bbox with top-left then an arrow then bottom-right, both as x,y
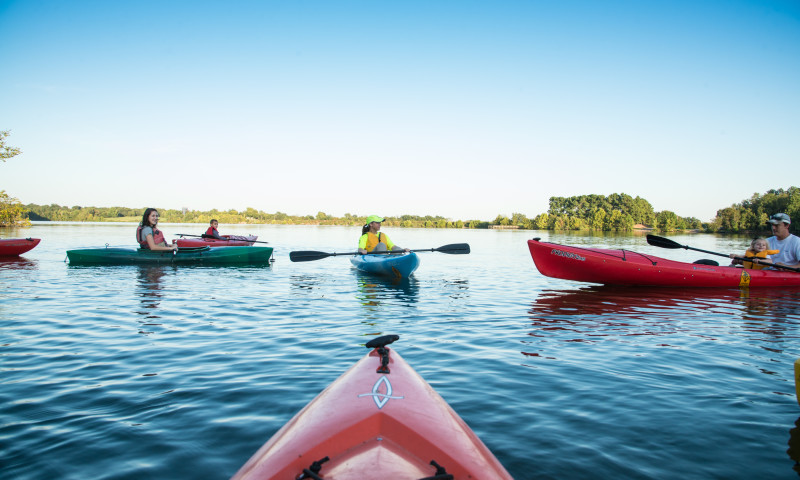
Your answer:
2,0 -> 798,222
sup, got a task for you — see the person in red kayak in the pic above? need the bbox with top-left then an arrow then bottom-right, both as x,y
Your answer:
136,208 -> 177,251
205,219 -> 228,240
357,215 -> 408,254
729,237 -> 777,269
766,213 -> 800,268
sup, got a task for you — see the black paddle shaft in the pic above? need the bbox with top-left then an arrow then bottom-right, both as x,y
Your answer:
176,233 -> 268,244
289,243 -> 470,262
646,234 -> 800,273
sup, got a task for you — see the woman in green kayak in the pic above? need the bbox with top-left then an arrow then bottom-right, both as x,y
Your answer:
357,215 -> 408,254
136,208 -> 177,251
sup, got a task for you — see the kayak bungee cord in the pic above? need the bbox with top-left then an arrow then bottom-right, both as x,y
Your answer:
531,238 -> 659,265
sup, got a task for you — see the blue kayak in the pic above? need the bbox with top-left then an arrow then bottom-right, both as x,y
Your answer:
350,252 -> 420,279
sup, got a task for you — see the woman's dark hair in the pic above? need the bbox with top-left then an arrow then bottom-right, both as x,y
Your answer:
362,224 -> 370,235
140,208 -> 159,227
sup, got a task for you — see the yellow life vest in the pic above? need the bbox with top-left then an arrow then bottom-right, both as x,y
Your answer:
362,232 -> 393,252
743,248 -> 780,270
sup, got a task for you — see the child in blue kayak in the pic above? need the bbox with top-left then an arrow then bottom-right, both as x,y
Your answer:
357,215 -> 408,254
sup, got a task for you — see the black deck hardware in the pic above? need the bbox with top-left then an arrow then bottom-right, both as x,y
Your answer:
365,334 -> 399,349
296,456 -> 329,479
366,334 -> 399,374
418,459 -> 454,480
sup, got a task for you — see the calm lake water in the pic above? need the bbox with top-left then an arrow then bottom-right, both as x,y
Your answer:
2,223 -> 799,479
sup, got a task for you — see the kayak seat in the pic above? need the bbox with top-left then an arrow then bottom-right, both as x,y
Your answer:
693,259 -> 719,266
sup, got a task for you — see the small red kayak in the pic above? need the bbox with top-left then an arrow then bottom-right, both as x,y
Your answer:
0,238 -> 41,256
528,238 -> 800,287
231,335 -> 512,480
175,235 -> 257,248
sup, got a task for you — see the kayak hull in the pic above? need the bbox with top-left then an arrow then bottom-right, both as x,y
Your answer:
66,246 -> 273,265
0,238 -> 41,256
231,345 -> 511,480
528,238 -> 800,287
350,252 -> 420,279
176,236 -> 257,248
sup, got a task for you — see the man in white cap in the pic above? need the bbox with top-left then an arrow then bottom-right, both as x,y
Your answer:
767,213 -> 800,268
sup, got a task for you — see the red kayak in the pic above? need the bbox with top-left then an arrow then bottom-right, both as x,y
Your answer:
175,235 -> 257,248
0,238 -> 41,256
231,335 -> 512,480
528,238 -> 800,287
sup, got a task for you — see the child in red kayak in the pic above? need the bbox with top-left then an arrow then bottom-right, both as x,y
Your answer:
730,237 -> 777,270
205,219 -> 228,240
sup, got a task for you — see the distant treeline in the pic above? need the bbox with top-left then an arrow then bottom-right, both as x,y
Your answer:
25,205 -> 480,229
21,187 -> 798,233
707,187 -> 799,234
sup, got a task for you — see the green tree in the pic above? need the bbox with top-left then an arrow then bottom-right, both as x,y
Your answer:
710,187 -> 799,234
511,212 -> 529,228
591,208 -> 606,231
0,191 -> 30,227
656,210 -> 678,232
1,131 -> 29,227
1,130 -> 22,161
534,213 -> 549,229
492,214 -> 510,226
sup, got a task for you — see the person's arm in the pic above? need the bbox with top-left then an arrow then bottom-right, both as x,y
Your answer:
384,234 -> 395,250
383,233 -> 410,252
358,234 -> 368,254
775,241 -> 800,267
146,233 -> 177,251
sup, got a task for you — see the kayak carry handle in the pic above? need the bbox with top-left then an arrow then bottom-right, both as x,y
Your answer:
418,460 -> 454,480
365,334 -> 399,350
366,334 -> 399,374
296,456 -> 329,480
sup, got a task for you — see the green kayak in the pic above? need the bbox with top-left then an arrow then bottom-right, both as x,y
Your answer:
66,246 -> 273,266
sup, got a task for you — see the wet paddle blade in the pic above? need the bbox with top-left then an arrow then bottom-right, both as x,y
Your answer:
433,243 -> 471,254
289,251 -> 334,262
646,235 -> 684,249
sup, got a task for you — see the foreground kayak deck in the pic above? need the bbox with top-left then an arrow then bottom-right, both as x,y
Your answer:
528,238 -> 800,287
231,335 -> 512,480
66,246 -> 273,265
0,238 -> 41,256
350,252 -> 420,279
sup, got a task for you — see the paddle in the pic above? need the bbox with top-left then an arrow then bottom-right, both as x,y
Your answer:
289,243 -> 471,263
646,234 -> 800,273
176,233 -> 269,244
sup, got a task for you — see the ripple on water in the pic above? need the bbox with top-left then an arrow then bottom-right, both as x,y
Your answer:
3,226 -> 800,479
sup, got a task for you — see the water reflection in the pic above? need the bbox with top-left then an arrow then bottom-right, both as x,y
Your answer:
354,272 -> 420,311
0,257 -> 38,270
135,267 -> 168,330
526,286 -> 800,350
531,286 -> 800,319
788,416 -> 800,475
289,273 -> 329,298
